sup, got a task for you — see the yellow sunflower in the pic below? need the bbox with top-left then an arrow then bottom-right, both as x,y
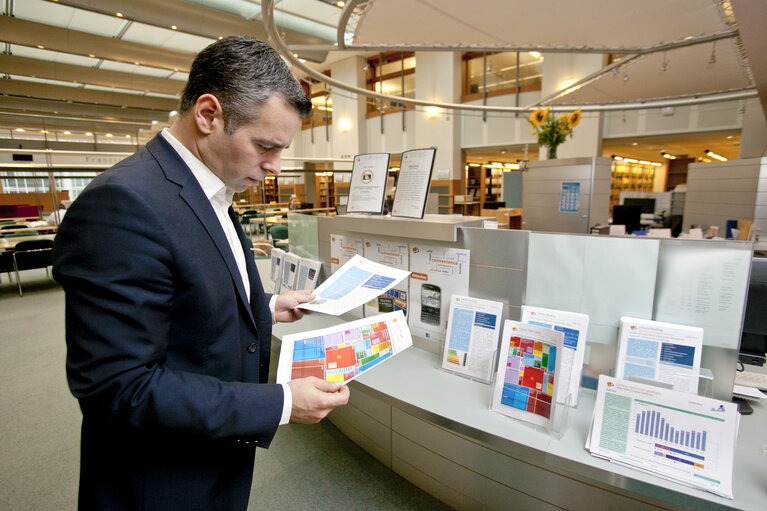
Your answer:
568,109 -> 582,128
529,108 -> 547,127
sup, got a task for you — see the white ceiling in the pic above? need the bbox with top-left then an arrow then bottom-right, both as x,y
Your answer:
0,0 -> 764,161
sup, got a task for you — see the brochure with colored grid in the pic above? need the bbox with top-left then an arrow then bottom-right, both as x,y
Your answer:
276,311 -> 412,384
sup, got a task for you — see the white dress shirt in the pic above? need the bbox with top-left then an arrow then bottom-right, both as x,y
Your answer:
160,129 -> 292,425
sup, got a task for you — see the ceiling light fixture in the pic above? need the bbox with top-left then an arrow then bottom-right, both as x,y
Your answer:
171,25 -> 178,30
63,131 -> 71,135
15,128 -> 25,132
705,149 -> 727,161
661,152 -> 676,159
337,1 -> 345,7
116,12 -> 123,18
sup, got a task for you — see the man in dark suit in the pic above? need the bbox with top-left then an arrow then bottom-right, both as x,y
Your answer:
53,37 -> 349,511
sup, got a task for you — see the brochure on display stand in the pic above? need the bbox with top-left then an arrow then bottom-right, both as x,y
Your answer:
614,317 -> 703,395
270,247 -> 285,294
363,239 -> 409,317
391,148 -> 436,219
587,375 -> 738,499
521,306 -> 589,407
408,245 -> 470,342
295,258 -> 321,291
491,320 -> 564,432
276,310 -> 413,384
297,254 -> 410,316
441,295 -> 503,384
280,252 -> 301,291
346,153 -> 391,214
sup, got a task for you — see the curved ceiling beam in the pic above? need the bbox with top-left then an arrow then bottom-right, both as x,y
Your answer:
264,0 -> 756,113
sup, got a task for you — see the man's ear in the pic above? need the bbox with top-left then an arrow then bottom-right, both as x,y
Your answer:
193,94 -> 223,135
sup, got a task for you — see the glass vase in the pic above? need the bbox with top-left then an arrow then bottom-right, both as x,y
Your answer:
547,144 -> 558,159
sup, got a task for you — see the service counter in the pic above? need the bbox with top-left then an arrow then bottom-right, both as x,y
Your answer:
273,314 -> 766,511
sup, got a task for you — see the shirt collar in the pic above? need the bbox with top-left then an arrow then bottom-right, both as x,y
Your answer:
161,128 -> 233,207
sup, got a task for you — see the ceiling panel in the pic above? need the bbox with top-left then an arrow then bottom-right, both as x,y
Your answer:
121,22 -> 216,53
9,45 -> 100,68
15,0 -> 126,37
345,0 -> 731,51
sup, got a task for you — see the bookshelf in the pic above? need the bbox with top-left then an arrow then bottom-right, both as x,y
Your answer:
463,165 -> 504,214
315,173 -> 335,208
610,160 -> 657,212
262,176 -> 279,204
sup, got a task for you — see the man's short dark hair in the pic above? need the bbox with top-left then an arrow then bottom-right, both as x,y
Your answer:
179,36 -> 312,133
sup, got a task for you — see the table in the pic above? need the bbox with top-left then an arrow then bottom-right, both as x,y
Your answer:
0,233 -> 56,251
0,225 -> 58,235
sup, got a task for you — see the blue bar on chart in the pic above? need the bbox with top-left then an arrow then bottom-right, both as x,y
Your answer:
634,409 -> 708,453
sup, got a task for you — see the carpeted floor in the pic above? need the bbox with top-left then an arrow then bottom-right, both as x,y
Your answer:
0,268 -> 451,510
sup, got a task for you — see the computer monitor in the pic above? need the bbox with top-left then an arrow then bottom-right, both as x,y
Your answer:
740,256 -> 767,366
611,205 -> 643,234
623,197 -> 656,214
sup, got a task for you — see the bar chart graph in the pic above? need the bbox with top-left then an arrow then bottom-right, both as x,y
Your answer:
634,409 -> 707,451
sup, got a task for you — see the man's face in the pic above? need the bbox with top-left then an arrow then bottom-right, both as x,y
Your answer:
201,94 -> 300,192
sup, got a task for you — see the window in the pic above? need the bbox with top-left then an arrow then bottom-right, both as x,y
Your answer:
365,52 -> 416,117
461,52 -> 543,102
301,72 -> 332,130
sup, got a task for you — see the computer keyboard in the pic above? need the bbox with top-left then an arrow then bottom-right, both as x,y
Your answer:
734,370 -> 767,391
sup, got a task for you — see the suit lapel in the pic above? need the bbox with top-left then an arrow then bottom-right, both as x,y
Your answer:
146,135 -> 257,327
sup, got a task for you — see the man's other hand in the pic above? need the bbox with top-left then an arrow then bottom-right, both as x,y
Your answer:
286,377 -> 350,424
274,290 -> 315,323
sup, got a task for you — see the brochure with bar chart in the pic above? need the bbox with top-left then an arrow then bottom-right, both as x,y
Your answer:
614,317 -> 703,394
588,375 -> 738,499
490,321 -> 564,430
521,305 -> 589,407
441,295 -> 503,384
276,311 -> 412,384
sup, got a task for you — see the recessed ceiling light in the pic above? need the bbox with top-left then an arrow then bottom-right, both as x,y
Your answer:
36,45 -> 45,49
40,130 -> 48,134
171,25 -> 178,30
337,1 -> 345,7
15,128 -> 25,132
632,142 -> 638,146
116,12 -> 123,18
88,54 -> 96,58
63,131 -> 71,135
85,132 -> 93,136
134,62 -> 140,65
106,133 -> 113,137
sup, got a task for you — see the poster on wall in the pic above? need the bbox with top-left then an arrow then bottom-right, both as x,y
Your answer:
363,239 -> 409,317
391,148 -> 436,219
408,245 -> 470,342
347,153 -> 391,214
559,182 -> 580,213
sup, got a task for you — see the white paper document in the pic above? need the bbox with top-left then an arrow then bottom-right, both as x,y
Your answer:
615,317 -> 703,395
363,239 -> 409,317
276,310 -> 412,384
491,321 -> 564,430
409,245 -> 470,342
441,295 -> 503,384
391,148 -> 436,219
297,254 -> 410,316
653,242 -> 751,349
521,306 -> 589,407
347,153 -> 390,214
589,375 -> 738,499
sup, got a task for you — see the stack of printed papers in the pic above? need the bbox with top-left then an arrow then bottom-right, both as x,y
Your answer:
587,375 -> 739,499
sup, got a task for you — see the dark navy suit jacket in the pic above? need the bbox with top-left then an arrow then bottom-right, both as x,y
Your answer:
53,134 -> 282,510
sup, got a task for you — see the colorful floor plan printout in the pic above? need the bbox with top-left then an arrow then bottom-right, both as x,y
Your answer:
276,311 -> 413,385
491,320 -> 564,430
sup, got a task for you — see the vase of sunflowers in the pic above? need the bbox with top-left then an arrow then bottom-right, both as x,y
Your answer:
529,107 -> 581,159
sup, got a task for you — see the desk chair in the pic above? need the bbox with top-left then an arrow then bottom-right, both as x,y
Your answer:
0,250 -> 14,284
269,225 -> 288,247
12,238 -> 54,296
